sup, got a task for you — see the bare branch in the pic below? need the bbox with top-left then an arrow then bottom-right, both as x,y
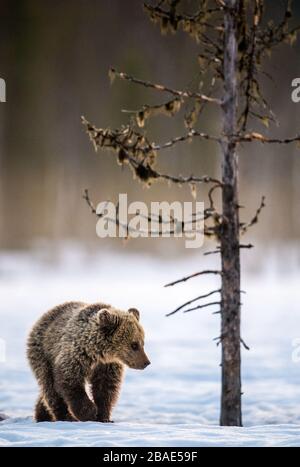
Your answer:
109,68 -> 222,105
166,289 -> 221,316
204,243 -> 253,256
183,301 -> 222,313
153,169 -> 222,187
83,188 -> 98,215
238,132 -> 300,145
240,338 -> 250,351
152,129 -> 221,150
240,196 -> 265,233
213,333 -> 227,346
203,249 -> 221,256
164,270 -> 221,288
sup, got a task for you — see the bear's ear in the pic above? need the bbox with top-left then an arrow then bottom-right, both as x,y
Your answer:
97,308 -> 120,333
97,308 -> 111,325
128,308 -> 140,321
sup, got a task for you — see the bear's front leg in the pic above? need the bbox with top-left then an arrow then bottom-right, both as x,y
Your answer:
90,362 -> 124,422
55,370 -> 97,422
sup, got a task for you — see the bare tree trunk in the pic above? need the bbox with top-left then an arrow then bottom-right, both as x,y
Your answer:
220,0 -> 242,427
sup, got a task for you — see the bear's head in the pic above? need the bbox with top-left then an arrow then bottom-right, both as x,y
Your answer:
97,307 -> 151,370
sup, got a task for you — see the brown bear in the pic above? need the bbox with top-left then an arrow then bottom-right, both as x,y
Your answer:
27,301 -> 150,423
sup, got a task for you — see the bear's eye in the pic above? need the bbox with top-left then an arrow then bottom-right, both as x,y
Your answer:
131,342 -> 139,351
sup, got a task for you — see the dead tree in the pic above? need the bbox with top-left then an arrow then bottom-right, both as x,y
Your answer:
82,0 -> 300,426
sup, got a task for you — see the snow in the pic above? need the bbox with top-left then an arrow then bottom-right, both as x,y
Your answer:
0,245 -> 300,447
1,419 -> 300,447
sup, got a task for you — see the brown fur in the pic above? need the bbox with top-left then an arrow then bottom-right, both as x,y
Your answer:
27,301 -> 150,422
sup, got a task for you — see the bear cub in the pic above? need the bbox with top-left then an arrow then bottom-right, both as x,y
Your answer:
27,301 -> 150,422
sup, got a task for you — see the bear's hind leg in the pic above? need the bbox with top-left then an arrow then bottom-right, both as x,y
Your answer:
39,364 -> 73,421
35,395 -> 52,422
44,388 -> 73,422
43,383 -> 74,421
90,362 -> 124,422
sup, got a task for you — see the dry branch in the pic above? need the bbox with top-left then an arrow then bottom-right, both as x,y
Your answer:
164,270 -> 221,288
109,68 -> 222,105
153,129 -> 221,150
183,301 -> 222,314
240,338 -> 250,351
82,117 -> 222,188
166,288 -> 221,316
238,133 -> 300,145
240,196 -> 265,233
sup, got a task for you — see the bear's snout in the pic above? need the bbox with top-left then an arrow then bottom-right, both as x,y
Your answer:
142,358 -> 151,369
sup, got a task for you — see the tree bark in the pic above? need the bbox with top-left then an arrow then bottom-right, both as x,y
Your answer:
220,0 -> 242,427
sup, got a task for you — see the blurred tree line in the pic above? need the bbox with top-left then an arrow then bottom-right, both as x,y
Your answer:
0,0 -> 300,253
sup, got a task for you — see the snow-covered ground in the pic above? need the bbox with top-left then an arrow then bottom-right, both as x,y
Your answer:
0,245 -> 300,447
